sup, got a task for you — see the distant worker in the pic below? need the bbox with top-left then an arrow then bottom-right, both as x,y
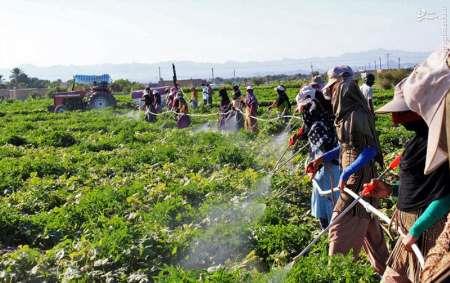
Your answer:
244,86 -> 258,133
269,85 -> 291,123
173,91 -> 191,128
310,75 -> 324,91
232,85 -> 245,129
207,83 -> 213,107
167,87 -> 177,110
154,90 -> 162,113
201,83 -> 209,107
218,88 -> 233,131
289,85 -> 340,229
360,73 -> 375,113
143,87 -> 157,122
190,87 -> 198,109
307,66 -> 389,275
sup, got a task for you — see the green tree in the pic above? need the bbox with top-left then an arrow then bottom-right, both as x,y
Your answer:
9,68 -> 30,87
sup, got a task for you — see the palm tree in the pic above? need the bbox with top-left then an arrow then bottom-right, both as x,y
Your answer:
10,67 -> 23,81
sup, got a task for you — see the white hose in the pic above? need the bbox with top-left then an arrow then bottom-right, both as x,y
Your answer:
318,186 -> 425,268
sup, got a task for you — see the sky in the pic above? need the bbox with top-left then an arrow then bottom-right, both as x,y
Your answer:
0,0 -> 448,68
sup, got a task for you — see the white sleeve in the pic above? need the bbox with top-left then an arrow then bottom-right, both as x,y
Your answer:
367,87 -> 373,100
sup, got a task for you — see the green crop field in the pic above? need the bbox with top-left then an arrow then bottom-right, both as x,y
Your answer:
0,87 -> 409,282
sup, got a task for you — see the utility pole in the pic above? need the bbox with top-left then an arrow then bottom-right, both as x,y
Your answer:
386,53 -> 390,70
211,67 -> 215,83
398,57 -> 401,69
310,63 -> 314,75
158,66 -> 161,82
379,57 -> 382,70
233,69 -> 236,81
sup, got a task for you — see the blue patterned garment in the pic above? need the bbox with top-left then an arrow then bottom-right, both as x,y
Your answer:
301,96 -> 340,223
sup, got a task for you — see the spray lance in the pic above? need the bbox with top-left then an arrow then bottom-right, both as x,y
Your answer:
271,126 -> 306,173
312,154 -> 424,267
286,154 -> 425,270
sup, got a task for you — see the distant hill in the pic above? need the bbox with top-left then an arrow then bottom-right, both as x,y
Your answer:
0,49 -> 429,83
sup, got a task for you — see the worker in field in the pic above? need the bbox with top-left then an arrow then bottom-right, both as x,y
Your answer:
232,84 -> 245,129
310,75 -> 324,91
360,73 -> 376,113
207,83 -> 213,107
173,91 -> 191,128
269,85 -> 291,123
143,87 -> 157,122
154,90 -> 162,113
417,50 -> 450,283
368,76 -> 450,283
244,85 -> 258,133
289,84 -> 340,229
201,83 -> 209,107
306,65 -> 389,275
190,87 -> 198,109
380,50 -> 450,283
167,87 -> 177,110
218,87 -> 233,131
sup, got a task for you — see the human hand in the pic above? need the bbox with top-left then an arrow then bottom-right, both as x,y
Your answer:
305,157 -> 323,179
361,179 -> 392,198
402,233 -> 417,252
338,179 -> 346,192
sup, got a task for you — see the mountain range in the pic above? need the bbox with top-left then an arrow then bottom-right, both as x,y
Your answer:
0,49 -> 430,83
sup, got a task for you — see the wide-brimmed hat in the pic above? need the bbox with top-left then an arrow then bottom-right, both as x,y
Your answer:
322,65 -> 354,92
376,78 -> 409,113
246,85 -> 253,91
402,49 -> 450,174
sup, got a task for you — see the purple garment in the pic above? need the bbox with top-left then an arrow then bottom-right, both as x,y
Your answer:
219,103 -> 232,130
177,114 -> 191,128
245,93 -> 258,115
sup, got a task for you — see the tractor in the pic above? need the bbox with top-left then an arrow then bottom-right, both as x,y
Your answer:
49,74 -> 117,113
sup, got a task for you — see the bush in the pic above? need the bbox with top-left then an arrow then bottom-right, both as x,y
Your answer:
251,224 -> 312,265
286,246 -> 377,282
377,69 -> 412,90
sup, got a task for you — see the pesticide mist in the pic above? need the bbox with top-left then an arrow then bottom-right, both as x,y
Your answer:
180,175 -> 272,270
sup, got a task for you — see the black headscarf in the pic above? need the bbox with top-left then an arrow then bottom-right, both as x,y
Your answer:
219,88 -> 231,107
397,119 -> 450,211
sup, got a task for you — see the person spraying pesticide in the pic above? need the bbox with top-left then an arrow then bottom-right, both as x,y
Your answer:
269,85 -> 291,123
289,85 -> 340,229
143,86 -> 157,123
244,86 -> 258,133
372,54 -> 450,283
172,91 -> 191,129
306,65 -> 389,275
